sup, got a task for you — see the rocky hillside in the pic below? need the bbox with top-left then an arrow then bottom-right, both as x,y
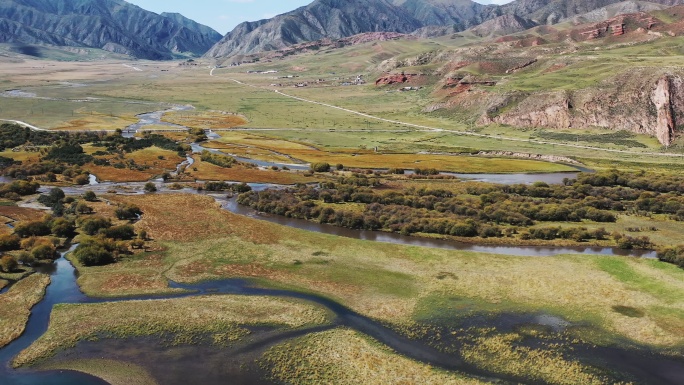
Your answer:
398,7 -> 684,146
0,0 -> 222,60
206,0 -> 684,59
498,0 -> 683,24
470,14 -> 538,37
205,0 -> 423,59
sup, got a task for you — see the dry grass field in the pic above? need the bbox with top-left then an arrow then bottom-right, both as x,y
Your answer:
14,295 -> 330,367
264,328 -> 487,385
162,111 -> 247,129
0,274 -> 50,348
38,359 -> 159,385
66,194 -> 684,350
187,156 -> 316,184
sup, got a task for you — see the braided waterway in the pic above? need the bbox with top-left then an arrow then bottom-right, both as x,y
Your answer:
1,245 -> 683,385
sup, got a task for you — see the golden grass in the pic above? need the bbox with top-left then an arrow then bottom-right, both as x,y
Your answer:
126,147 -> 185,170
52,111 -> 138,131
0,149 -> 42,163
292,152 -> 575,173
263,328 -> 486,385
0,279 -> 8,290
201,141 -> 295,164
187,156 -> 315,184
0,206 -> 49,222
214,132 -> 315,151
86,146 -> 184,182
86,164 -> 156,182
162,111 -> 247,129
212,132 -> 575,173
14,295 -> 330,367
461,333 -> 605,385
38,359 -> 159,385
0,273 -> 50,348
110,194 -> 282,243
72,193 -> 684,349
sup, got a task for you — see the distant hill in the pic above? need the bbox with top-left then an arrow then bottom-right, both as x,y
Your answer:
0,0 -> 222,60
206,0 -> 684,59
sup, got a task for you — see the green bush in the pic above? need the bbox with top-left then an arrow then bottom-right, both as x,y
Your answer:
80,216 -> 112,236
0,255 -> 18,272
31,244 -> 57,260
100,225 -> 136,240
14,220 -> 51,238
0,234 -> 20,251
311,162 -> 331,173
115,204 -> 143,220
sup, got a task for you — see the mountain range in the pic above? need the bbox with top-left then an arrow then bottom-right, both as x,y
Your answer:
2,0 -> 684,60
0,0 -> 222,60
205,0 -> 684,58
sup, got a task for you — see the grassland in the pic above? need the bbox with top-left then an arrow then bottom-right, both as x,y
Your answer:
206,131 -> 576,173
14,295 -> 331,367
62,193 -> 684,351
187,155 -> 316,184
263,328 -> 487,385
0,274 -> 50,348
162,110 -> 247,129
1,45 -> 680,171
38,359 -> 159,385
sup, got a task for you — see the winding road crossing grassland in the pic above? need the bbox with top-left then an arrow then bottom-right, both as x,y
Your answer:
217,74 -> 684,159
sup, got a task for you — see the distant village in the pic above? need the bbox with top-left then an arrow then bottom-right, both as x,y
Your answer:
244,70 -> 368,89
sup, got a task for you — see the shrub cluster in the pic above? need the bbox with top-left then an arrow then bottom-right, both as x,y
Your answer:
238,173 -> 672,250
200,150 -> 236,168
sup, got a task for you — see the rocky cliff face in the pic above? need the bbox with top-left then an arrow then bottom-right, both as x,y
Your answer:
479,71 -> 684,146
652,75 -> 683,145
0,0 -> 222,60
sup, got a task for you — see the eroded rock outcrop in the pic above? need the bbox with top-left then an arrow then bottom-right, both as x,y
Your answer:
478,72 -> 683,146
652,75 -> 678,145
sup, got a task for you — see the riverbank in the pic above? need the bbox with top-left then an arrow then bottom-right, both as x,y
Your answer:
0,274 -> 50,348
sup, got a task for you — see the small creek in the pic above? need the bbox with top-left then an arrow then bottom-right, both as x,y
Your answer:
121,107 -> 590,183
122,106 -> 195,138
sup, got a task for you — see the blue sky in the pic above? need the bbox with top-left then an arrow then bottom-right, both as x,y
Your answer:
127,0 -> 513,35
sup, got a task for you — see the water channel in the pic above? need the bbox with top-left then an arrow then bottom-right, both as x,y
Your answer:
1,245 -> 683,385
1,108 -> 678,383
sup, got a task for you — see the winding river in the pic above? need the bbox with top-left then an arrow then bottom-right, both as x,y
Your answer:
47,181 -> 658,259
2,246 -> 683,385
0,108 -> 677,383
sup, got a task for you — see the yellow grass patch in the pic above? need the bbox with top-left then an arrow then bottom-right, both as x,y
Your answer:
126,147 -> 185,170
0,274 -> 50,348
15,295 -> 330,367
52,111 -> 138,131
0,149 -> 42,163
291,152 -> 575,173
201,142 -> 295,164
74,194 -> 684,348
86,164 -> 156,182
162,111 -> 247,129
214,132 -> 315,151
188,156 -> 314,184
462,333 -> 606,385
39,359 -> 159,385
264,328 -> 486,385
109,194 -> 282,243
0,206 -> 49,223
